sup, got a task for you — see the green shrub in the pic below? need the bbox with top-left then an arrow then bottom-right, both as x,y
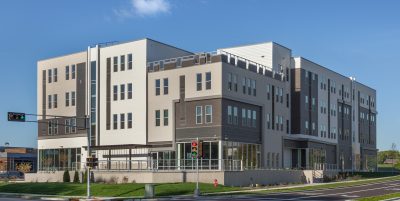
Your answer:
73,171 -> 80,183
63,170 -> 70,183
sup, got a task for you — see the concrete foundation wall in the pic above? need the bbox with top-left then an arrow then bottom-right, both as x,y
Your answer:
25,170 -> 334,186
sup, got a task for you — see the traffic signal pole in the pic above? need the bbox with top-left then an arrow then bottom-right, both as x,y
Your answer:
194,137 -> 200,197
86,115 -> 91,199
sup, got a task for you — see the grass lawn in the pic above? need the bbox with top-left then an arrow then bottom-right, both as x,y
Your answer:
0,182 -> 240,197
357,192 -> 400,201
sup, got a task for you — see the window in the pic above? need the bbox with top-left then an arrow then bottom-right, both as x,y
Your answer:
276,87 -> 279,102
71,118 -> 76,133
267,84 -> 271,100
242,78 -> 246,94
312,122 -> 315,131
227,105 -> 232,124
196,106 -> 202,124
163,109 -> 169,126
266,114 -> 271,129
233,74 -> 238,91
113,114 -> 118,129
71,65 -> 76,79
120,84 -> 125,100
120,114 -> 125,129
233,107 -> 238,125
155,79 -> 160,95
279,116 -> 283,131
128,54 -> 133,70
65,119 -> 70,134
228,73 -> 232,91
163,78 -> 168,95
206,72 -> 211,90
242,108 -> 247,126
128,113 -> 132,128
252,110 -> 256,128
65,92 -> 69,107
113,57 -> 118,72
205,105 -> 212,123
155,110 -> 161,126
53,68 -> 57,82
305,95 -> 308,104
275,115 -> 279,129
279,88 -> 283,103
48,95 -> 52,109
305,121 -> 309,129
120,55 -> 125,71
312,97 -> 315,106
246,78 -> 251,95
65,66 -> 69,80
71,91 -> 76,106
53,94 -> 57,108
128,83 -> 132,99
247,109 -> 251,127
251,80 -> 256,96
196,73 -> 202,91
48,69 -> 52,83
113,85 -> 118,101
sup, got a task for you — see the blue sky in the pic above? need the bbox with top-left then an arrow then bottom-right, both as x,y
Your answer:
0,0 -> 399,150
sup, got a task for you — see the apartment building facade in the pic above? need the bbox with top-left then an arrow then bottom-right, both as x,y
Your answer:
36,38 -> 377,172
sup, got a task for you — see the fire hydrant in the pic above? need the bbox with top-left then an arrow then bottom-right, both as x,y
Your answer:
213,179 -> 218,188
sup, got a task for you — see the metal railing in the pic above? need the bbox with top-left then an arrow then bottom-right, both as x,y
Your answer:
314,163 -> 338,171
146,50 -> 285,81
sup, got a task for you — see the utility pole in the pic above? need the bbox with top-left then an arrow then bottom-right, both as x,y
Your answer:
86,115 -> 91,199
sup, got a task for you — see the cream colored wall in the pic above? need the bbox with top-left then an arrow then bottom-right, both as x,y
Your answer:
147,62 -> 223,143
220,42 -> 274,69
37,51 -> 87,120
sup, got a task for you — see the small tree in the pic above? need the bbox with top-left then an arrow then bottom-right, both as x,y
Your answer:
63,170 -> 70,182
73,171 -> 80,183
83,170 -> 94,183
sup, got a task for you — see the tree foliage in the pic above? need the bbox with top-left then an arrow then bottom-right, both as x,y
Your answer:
63,170 -> 70,182
378,150 -> 400,164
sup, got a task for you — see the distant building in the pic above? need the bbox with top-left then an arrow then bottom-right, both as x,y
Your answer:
384,159 -> 398,164
0,147 -> 37,173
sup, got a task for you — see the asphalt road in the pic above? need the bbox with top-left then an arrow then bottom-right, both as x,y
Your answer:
162,179 -> 400,201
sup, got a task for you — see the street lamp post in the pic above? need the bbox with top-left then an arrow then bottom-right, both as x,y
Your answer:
86,115 -> 91,199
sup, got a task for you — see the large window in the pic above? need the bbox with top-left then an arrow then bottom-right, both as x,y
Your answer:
128,113 -> 132,129
163,78 -> 168,95
48,95 -> 52,109
113,114 -> 118,129
113,85 -> 118,101
196,106 -> 202,124
128,83 -> 132,99
155,79 -> 160,96
227,105 -> 232,124
65,66 -> 69,80
53,94 -> 57,108
163,109 -> 169,126
206,72 -> 211,90
205,105 -> 212,123
128,54 -> 133,70
120,84 -> 125,100
120,113 -> 125,129
155,110 -> 161,126
196,73 -> 202,91
65,92 -> 69,107
48,69 -> 52,83
120,55 -> 125,71
53,68 -> 58,82
71,91 -> 76,106
71,65 -> 76,80
233,107 -> 238,125
113,56 -> 118,72
38,148 -> 81,171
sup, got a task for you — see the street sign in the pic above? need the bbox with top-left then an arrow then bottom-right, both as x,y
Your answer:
86,157 -> 98,167
7,112 -> 26,122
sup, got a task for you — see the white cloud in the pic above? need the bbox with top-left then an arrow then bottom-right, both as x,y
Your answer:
114,0 -> 171,19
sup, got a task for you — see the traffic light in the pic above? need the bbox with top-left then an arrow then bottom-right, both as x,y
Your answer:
191,140 -> 198,158
7,112 -> 26,122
